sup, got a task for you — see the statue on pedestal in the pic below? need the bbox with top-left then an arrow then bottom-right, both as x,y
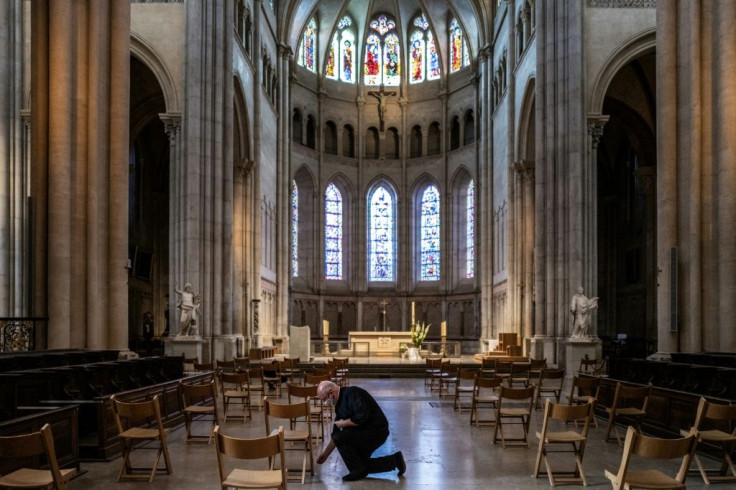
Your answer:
175,283 -> 201,337
570,287 -> 599,340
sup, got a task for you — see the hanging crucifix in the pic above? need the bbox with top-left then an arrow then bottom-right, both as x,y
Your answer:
367,85 -> 396,131
379,298 -> 388,331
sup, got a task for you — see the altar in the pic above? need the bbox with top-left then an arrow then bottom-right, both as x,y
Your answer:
349,331 -> 412,356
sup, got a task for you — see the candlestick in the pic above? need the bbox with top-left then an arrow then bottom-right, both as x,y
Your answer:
322,320 -> 329,336
441,321 -> 447,337
411,301 -> 415,325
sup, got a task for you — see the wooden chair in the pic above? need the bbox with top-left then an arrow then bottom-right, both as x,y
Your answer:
470,375 -> 502,427
438,363 -> 459,399
424,357 -> 443,388
304,372 -> 331,386
686,396 -> 736,485
0,423 -> 76,489
566,375 -> 602,427
604,426 -> 699,490
480,357 -> 497,378
246,366 -> 266,411
431,360 -> 450,393
493,385 -> 536,447
263,360 -> 284,398
495,359 -> 513,385
534,368 -> 565,409
282,357 -> 302,385
529,358 -> 547,385
179,379 -> 219,444
264,398 -> 314,484
233,356 -> 250,372
193,362 -> 214,372
578,356 -> 598,375
603,382 -> 652,446
110,394 -> 172,482
508,361 -> 532,388
329,357 -> 349,386
220,372 -> 252,423
216,359 -> 235,375
183,356 -> 199,372
453,368 -> 478,412
214,425 -> 286,490
287,382 -> 325,444
533,399 -> 595,486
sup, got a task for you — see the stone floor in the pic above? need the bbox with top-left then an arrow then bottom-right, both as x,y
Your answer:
74,376 -> 716,489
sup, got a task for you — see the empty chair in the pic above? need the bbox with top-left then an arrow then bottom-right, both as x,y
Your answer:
233,356 -> 250,372
214,425 -> 286,490
220,371 -> 252,423
432,360 -> 450,393
470,375 -> 502,427
246,366 -> 266,411
686,396 -> 736,485
282,357 -> 302,385
263,360 -> 284,398
438,363 -> 459,399
529,358 -> 547,385
453,368 -> 478,412
533,399 -> 595,486
110,394 -> 172,482
603,382 -> 652,446
193,362 -> 214,372
287,382 -> 325,444
493,385 -> 536,448
425,357 -> 443,388
264,398 -> 314,484
578,356 -> 598,375
0,423 -> 76,489
604,426 -> 699,490
480,357 -> 497,378
216,359 -> 235,375
329,357 -> 349,386
534,368 -> 565,409
508,361 -> 532,388
495,360 -> 513,384
183,356 -> 198,372
566,375 -> 602,427
179,379 -> 219,444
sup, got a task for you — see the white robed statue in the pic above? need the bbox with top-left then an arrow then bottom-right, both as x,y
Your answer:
570,287 -> 599,340
175,283 -> 201,337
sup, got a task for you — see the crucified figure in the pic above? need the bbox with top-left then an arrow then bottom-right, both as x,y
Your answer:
368,86 -> 396,131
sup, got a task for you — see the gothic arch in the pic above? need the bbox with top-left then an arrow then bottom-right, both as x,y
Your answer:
589,28 -> 656,114
516,76 -> 535,160
130,32 -> 179,112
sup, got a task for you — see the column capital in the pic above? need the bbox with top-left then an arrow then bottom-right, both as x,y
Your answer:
511,160 -> 535,183
159,112 -> 182,143
587,114 -> 610,149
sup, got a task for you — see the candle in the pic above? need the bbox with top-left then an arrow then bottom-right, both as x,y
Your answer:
323,320 -> 329,336
441,321 -> 447,337
411,302 -> 415,325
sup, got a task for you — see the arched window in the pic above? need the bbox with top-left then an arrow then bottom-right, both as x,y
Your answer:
420,184 -> 441,281
306,115 -> 316,149
450,116 -> 460,150
342,124 -> 355,157
386,128 -> 399,158
324,183 -> 343,280
449,18 -> 471,73
292,109 -> 303,145
409,13 -> 441,84
463,110 -> 475,145
297,18 -> 317,72
466,180 -> 475,278
368,184 -> 396,281
324,121 -> 337,155
365,127 -> 379,158
364,14 -> 400,86
326,16 -> 356,83
410,125 -> 422,158
427,122 -> 441,155
291,180 -> 299,277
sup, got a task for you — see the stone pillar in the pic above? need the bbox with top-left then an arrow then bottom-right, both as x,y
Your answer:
31,0 -> 130,351
634,166 -> 657,342
513,161 -> 537,355
276,44 -> 292,339
478,46 -> 494,342
586,115 -> 608,340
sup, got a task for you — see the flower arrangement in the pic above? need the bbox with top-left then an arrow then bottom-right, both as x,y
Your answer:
410,321 -> 431,348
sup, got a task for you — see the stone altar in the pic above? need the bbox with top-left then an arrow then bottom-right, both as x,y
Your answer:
349,331 -> 413,356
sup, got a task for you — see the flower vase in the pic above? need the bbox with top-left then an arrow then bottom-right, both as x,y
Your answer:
408,346 -> 421,361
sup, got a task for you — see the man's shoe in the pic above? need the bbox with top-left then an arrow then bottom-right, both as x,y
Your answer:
395,451 -> 406,476
342,471 -> 368,482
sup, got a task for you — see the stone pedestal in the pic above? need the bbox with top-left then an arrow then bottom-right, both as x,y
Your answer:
290,326 -> 311,361
212,335 -> 242,361
165,336 -> 210,363
565,338 -> 602,378
530,336 -> 557,363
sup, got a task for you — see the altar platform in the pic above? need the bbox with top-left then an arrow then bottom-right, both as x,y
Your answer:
307,354 -> 482,378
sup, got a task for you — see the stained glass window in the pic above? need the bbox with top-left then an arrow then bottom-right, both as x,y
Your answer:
420,184 -> 440,281
326,16 -> 355,83
298,18 -> 317,72
369,185 -> 395,281
364,15 -> 399,86
291,181 -> 298,277
449,18 -> 471,73
466,180 -> 475,278
410,14 -> 441,85
325,183 -> 343,280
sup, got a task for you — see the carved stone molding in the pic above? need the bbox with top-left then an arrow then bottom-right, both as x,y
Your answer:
159,112 -> 182,144
511,160 -> 535,183
235,158 -> 254,177
587,115 -> 610,149
587,0 -> 656,7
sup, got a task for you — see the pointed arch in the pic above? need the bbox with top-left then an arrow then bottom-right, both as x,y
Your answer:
323,173 -> 354,283
450,167 -> 475,285
412,175 -> 442,282
130,33 -> 179,112
366,178 -> 399,283
292,165 -> 316,287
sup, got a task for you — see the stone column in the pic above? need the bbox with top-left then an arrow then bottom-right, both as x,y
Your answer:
276,44 -> 292,339
161,113 -> 182,333
634,166 -> 657,342
31,0 -> 130,351
586,115 -> 608,339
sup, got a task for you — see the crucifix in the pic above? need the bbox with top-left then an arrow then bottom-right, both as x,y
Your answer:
379,298 -> 388,331
367,85 -> 396,131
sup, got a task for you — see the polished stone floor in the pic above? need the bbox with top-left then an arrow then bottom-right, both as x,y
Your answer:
74,377 -> 715,489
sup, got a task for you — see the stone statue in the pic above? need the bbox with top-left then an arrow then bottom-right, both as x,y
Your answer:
570,286 -> 599,340
175,283 -> 201,337
142,312 -> 154,342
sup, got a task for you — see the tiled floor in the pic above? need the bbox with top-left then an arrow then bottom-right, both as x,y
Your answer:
74,376 -> 716,489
